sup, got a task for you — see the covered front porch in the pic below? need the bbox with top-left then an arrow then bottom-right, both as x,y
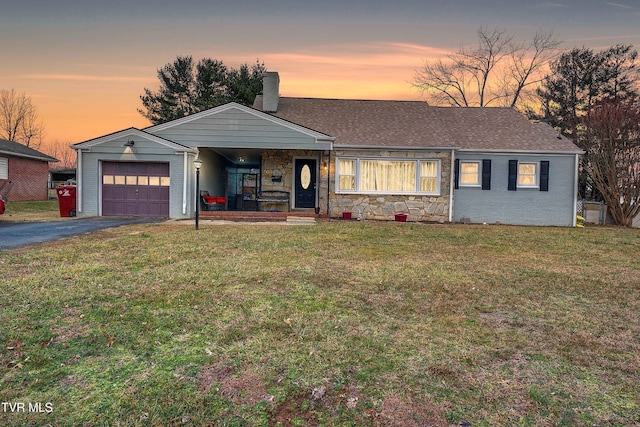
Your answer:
200,209 -> 328,222
195,147 -> 331,215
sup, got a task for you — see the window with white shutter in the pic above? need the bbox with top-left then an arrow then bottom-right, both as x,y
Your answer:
0,157 -> 8,179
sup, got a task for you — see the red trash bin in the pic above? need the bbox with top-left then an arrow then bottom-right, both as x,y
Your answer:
0,196 -> 5,215
56,185 -> 77,217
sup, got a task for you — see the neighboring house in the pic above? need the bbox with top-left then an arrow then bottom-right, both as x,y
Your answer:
0,139 -> 59,201
72,72 -> 583,226
49,168 -> 77,198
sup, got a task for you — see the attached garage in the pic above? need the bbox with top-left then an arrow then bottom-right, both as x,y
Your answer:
73,128 -> 197,219
102,161 -> 170,217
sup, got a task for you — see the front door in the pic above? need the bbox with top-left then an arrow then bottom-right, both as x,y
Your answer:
294,159 -> 316,209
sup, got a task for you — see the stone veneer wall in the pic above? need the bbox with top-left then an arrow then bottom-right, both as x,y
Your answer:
260,149 -> 329,213
329,149 -> 452,222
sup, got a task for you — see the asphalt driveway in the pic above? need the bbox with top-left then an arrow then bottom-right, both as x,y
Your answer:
0,217 -> 163,250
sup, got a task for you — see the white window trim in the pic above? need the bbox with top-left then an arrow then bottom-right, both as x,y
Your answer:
459,160 -> 481,188
517,161 -> 540,189
335,157 -> 441,195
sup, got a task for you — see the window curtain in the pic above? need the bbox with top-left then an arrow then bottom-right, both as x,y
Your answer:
460,162 -> 479,185
361,160 -> 416,192
338,159 -> 355,190
420,161 -> 437,192
518,163 -> 537,186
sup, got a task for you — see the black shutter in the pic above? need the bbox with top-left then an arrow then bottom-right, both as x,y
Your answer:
454,158 -> 460,189
481,159 -> 491,190
508,160 -> 518,191
540,161 -> 549,192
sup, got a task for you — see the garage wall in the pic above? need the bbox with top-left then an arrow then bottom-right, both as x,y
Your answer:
77,136 -> 192,219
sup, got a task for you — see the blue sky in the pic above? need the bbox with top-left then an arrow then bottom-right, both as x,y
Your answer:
1,0 -> 639,142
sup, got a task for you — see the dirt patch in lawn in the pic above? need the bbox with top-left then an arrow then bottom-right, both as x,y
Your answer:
196,361 -> 269,406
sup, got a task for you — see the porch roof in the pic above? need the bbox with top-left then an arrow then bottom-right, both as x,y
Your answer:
145,103 -> 334,151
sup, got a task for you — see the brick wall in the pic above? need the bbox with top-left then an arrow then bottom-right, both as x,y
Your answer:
0,156 -> 50,201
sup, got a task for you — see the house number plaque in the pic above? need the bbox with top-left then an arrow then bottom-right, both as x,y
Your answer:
300,164 -> 311,190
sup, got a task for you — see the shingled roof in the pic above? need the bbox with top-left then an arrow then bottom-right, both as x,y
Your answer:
0,138 -> 58,162
253,96 -> 581,154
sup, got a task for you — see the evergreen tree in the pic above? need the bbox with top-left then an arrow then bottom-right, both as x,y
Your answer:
139,56 -> 266,125
537,45 -> 639,138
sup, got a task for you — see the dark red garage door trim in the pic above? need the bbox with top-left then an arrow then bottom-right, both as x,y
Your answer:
102,162 -> 170,217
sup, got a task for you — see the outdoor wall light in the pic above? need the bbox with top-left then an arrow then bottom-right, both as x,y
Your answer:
124,140 -> 135,147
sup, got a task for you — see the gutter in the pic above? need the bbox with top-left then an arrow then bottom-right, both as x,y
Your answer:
457,148 -> 585,156
334,144 -> 457,151
0,150 -> 59,163
76,149 -> 82,214
327,150 -> 331,217
449,149 -> 455,223
573,153 -> 579,227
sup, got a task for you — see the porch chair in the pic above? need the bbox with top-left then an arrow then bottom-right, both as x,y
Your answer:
200,190 -> 226,211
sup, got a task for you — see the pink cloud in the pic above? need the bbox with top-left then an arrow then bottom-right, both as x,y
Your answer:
23,74 -> 153,83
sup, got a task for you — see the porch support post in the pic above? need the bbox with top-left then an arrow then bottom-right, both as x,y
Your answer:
182,152 -> 188,215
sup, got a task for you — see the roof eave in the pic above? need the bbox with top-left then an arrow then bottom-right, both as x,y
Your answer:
0,149 -> 59,162
72,128 -> 197,154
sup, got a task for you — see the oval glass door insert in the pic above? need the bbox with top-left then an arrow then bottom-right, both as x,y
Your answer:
300,164 -> 311,190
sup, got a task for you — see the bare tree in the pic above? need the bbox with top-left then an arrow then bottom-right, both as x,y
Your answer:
413,27 -> 560,108
42,140 -> 76,169
581,97 -> 640,226
503,30 -> 561,107
0,89 -> 46,148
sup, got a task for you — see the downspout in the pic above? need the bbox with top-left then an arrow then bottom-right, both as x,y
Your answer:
327,150 -> 331,217
448,149 -> 455,223
182,152 -> 188,215
76,149 -> 82,214
572,153 -> 579,227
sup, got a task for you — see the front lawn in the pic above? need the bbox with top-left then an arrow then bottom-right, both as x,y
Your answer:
1,222 -> 638,426
1,200 -> 63,222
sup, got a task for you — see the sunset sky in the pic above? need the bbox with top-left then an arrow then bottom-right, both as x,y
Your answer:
1,0 -> 639,144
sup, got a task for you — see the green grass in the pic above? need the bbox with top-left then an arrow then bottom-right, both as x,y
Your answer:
1,221 -> 639,426
1,200 -> 64,222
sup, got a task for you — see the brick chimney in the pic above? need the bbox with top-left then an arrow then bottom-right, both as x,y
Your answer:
262,71 -> 280,112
